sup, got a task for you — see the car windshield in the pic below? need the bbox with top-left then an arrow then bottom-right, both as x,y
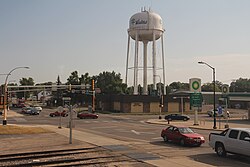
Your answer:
178,127 -> 194,134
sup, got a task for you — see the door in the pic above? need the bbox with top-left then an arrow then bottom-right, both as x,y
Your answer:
238,131 -> 250,155
225,130 -> 240,153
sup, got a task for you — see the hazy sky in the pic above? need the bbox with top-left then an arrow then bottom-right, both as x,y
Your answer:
1,0 -> 250,86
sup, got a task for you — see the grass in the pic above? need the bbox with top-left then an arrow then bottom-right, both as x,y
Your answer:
0,125 -> 52,135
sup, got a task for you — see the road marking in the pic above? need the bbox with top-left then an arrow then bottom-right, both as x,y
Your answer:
131,130 -> 140,135
152,137 -> 162,140
90,126 -> 117,129
14,118 -> 27,122
140,132 -> 155,135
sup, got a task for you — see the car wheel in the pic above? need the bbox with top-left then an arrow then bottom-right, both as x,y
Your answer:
163,135 -> 168,142
216,143 -> 226,157
183,117 -> 187,121
180,138 -> 185,146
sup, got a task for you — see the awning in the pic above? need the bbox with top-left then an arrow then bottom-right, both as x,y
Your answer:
229,96 -> 250,102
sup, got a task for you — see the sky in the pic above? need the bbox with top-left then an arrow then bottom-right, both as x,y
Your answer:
1,0 -> 250,86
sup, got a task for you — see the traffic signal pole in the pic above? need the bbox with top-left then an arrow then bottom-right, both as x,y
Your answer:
92,79 -> 95,112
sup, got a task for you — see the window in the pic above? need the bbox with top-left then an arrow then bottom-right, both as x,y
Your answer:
239,131 -> 250,140
220,129 -> 229,136
229,130 -> 239,139
168,126 -> 174,132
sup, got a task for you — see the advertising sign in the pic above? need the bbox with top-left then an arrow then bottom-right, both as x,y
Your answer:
222,84 -> 229,94
189,78 -> 201,93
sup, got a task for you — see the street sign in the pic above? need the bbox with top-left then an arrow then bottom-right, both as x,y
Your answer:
218,106 -> 223,115
190,93 -> 202,107
62,97 -> 71,101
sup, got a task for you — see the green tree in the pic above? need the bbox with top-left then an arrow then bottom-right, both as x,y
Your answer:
18,77 -> 35,99
95,71 -> 127,94
79,72 -> 91,85
19,77 -> 35,86
201,81 -> 221,92
230,78 -> 250,92
168,82 -> 189,92
66,71 -> 80,85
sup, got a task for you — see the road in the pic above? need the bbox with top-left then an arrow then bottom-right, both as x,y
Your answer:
6,108 -> 250,166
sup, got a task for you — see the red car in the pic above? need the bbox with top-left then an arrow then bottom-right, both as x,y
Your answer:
77,112 -> 98,119
49,110 -> 68,117
161,125 -> 205,146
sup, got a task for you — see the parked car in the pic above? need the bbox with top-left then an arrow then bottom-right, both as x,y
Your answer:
207,109 -> 230,117
21,107 -> 32,114
29,108 -> 40,115
161,125 -> 205,146
164,114 -> 190,121
209,128 -> 250,157
49,110 -> 68,117
21,107 -> 39,115
33,106 -> 42,112
77,112 -> 98,119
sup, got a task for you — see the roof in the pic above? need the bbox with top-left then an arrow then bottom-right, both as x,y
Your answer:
230,128 -> 250,132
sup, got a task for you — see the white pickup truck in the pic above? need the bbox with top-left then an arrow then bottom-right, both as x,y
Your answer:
209,128 -> 250,157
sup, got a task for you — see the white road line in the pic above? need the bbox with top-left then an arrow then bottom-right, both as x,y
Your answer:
90,126 -> 117,129
14,118 -> 27,122
152,137 -> 163,140
140,132 -> 155,135
131,130 -> 140,135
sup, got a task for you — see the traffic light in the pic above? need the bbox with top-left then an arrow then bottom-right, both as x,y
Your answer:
92,79 -> 95,91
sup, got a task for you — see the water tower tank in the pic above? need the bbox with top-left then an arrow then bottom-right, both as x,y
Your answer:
126,9 -> 166,95
128,10 -> 164,41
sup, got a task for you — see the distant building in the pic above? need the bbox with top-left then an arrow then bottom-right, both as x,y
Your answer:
37,90 -> 52,101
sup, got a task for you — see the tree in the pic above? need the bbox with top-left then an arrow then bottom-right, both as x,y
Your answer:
18,77 -> 35,99
79,72 -> 91,85
19,77 -> 34,86
168,82 -> 189,92
95,71 -> 127,94
201,81 -> 221,92
230,78 -> 250,92
66,71 -> 80,85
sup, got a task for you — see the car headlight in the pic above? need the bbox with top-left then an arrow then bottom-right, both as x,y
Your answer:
200,137 -> 204,140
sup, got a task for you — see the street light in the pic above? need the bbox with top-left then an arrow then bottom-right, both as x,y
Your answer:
154,75 -> 163,119
173,96 -> 189,115
2,66 -> 29,125
198,61 -> 217,129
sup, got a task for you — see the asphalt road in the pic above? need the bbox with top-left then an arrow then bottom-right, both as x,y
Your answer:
6,108 -> 250,166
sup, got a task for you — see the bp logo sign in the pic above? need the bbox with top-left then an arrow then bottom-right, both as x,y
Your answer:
192,81 -> 200,90
222,85 -> 229,94
189,78 -> 201,92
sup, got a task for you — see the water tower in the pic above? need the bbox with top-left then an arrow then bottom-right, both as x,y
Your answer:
125,8 -> 166,95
